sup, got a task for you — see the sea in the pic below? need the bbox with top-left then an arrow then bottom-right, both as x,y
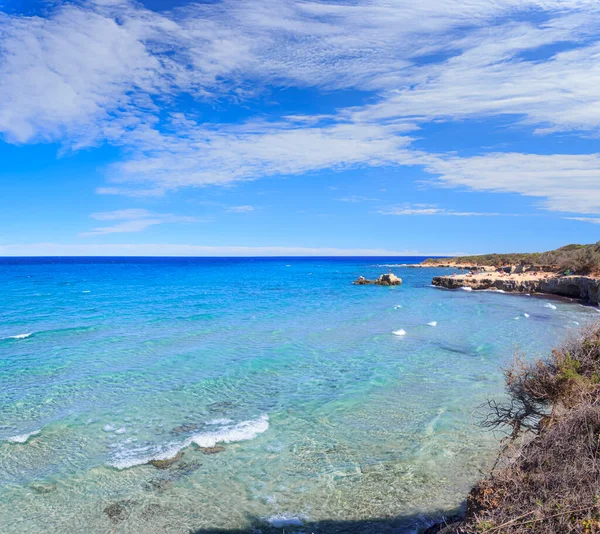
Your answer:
0,257 -> 596,533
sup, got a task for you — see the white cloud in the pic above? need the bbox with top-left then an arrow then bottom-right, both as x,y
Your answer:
226,205 -> 255,213
379,203 -> 509,216
80,209 -> 199,236
424,152 -> 600,214
565,217 -> 600,224
337,196 -> 380,203
0,243 -> 463,257
2,0 -> 600,215
90,208 -> 153,220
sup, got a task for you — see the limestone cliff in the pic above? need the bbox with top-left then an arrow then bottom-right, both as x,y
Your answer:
432,275 -> 600,305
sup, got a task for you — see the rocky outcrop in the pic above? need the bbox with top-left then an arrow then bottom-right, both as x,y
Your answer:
432,275 -> 600,305
148,451 -> 184,469
354,274 -> 402,286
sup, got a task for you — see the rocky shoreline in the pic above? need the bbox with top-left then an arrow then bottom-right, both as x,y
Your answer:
432,273 -> 600,305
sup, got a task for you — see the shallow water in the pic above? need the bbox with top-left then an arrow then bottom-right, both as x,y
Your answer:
0,257 -> 596,533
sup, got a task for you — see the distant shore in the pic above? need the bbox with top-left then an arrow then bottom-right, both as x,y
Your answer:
431,271 -> 600,305
417,243 -> 600,305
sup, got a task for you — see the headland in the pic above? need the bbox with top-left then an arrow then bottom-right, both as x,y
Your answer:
422,243 -> 600,305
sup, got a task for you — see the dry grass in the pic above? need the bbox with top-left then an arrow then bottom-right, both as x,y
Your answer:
423,242 -> 600,275
454,323 -> 600,534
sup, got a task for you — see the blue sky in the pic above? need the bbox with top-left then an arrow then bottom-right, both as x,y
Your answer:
1,0 -> 600,256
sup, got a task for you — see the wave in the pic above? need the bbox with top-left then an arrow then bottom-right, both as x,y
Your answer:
544,303 -> 557,310
3,332 -> 32,340
524,313 -> 530,318
427,321 -> 437,327
393,329 -> 406,336
394,305 -> 402,309
4,429 -> 41,444
461,287 -> 473,292
109,414 -> 269,470
206,418 -> 233,425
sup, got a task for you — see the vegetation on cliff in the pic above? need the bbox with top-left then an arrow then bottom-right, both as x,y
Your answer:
446,323 -> 600,534
423,242 -> 600,274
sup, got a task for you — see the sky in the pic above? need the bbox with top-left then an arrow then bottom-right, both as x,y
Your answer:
1,0 -> 600,256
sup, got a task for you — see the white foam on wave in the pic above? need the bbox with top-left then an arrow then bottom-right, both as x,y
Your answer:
524,313 -> 530,318
191,414 -> 269,448
5,429 -> 41,443
544,303 -> 557,310
82,290 -> 91,293
4,333 -> 32,340
206,418 -> 233,425
393,329 -> 406,336
394,305 -> 402,309
109,414 -> 269,470
461,286 -> 473,292
427,321 -> 437,327
267,514 -> 305,528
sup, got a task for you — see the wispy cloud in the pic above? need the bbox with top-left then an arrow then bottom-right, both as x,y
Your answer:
424,153 -> 600,214
1,0 -> 600,215
337,196 -> 380,203
564,217 -> 600,224
80,209 -> 199,236
226,205 -> 255,213
378,203 -> 509,217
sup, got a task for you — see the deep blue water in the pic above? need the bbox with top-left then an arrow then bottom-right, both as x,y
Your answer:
0,257 -> 595,533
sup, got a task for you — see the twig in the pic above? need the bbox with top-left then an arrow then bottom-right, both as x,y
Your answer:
482,504 -> 598,533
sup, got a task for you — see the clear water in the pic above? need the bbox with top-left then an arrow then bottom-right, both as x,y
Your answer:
0,257 -> 596,533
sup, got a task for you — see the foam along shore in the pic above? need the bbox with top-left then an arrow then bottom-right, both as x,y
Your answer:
432,271 -> 600,305
109,414 -> 269,470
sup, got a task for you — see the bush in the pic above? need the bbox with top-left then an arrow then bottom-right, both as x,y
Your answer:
423,242 -> 600,275
457,323 -> 600,534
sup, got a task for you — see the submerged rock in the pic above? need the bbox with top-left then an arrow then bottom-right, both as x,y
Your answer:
199,446 -> 225,455
140,503 -> 163,520
29,482 -> 57,494
171,460 -> 203,480
142,478 -> 174,493
104,502 -> 130,523
148,451 -> 184,470
170,423 -> 198,435
208,401 -> 234,413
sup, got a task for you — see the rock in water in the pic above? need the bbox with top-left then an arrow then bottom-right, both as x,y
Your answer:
30,482 -> 57,494
353,274 -> 402,286
148,452 -> 184,469
199,446 -> 225,455
104,502 -> 130,523
375,273 -> 402,286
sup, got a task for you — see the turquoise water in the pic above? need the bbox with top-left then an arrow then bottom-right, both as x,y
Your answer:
0,257 -> 596,533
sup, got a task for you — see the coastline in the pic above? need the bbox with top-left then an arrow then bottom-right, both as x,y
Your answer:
431,271 -> 600,306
